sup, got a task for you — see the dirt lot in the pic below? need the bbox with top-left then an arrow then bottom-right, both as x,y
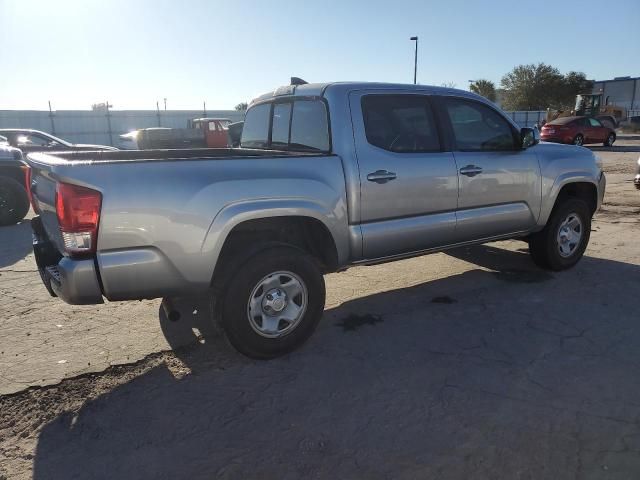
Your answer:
1,137 -> 639,479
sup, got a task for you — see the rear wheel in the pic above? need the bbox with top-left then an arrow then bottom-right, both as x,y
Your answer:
603,133 -> 615,147
573,134 -> 584,146
528,198 -> 591,271
0,176 -> 29,226
218,245 -> 325,359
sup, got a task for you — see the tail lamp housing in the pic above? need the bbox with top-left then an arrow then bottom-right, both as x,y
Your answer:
22,166 -> 37,211
55,182 -> 102,255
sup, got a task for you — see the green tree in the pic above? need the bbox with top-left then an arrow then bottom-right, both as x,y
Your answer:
500,63 -> 592,111
235,102 -> 248,111
560,72 -> 593,109
500,63 -> 564,110
469,79 -> 497,102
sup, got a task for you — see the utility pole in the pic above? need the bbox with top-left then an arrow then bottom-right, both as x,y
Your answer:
105,100 -> 113,146
48,101 -> 56,135
410,36 -> 418,84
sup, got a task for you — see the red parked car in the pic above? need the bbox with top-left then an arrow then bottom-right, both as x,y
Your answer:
540,116 -> 616,147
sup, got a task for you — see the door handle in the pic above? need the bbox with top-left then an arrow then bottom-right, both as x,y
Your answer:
367,170 -> 397,184
459,165 -> 483,177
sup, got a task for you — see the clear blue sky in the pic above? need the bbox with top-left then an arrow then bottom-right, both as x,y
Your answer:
1,0 -> 638,110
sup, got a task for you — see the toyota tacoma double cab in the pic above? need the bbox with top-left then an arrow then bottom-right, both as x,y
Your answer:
26,81 -> 606,358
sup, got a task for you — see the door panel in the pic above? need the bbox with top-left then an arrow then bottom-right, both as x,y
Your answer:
440,97 -> 542,240
587,118 -> 606,143
350,92 -> 459,259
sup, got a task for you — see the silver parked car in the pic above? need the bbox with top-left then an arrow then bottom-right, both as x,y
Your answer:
26,81 -> 605,358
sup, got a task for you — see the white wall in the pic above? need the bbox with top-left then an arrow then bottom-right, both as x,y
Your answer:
0,110 -> 245,146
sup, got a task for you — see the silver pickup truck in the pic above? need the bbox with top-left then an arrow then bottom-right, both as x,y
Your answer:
26,81 -> 606,358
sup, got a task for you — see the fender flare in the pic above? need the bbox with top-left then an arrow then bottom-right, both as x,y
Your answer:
200,197 -> 348,275
538,172 -> 599,227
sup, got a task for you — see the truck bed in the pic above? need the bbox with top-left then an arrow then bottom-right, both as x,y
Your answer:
26,148 -> 349,303
27,147 -> 324,165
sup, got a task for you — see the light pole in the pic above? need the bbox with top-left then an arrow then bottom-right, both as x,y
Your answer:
410,36 -> 418,84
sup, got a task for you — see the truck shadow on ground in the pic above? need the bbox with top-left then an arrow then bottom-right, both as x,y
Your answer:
31,245 -> 640,479
0,219 -> 33,269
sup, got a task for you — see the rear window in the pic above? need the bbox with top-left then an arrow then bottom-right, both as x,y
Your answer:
241,99 -> 330,152
271,103 -> 292,146
290,100 -> 330,151
240,103 -> 271,148
549,116 -> 580,126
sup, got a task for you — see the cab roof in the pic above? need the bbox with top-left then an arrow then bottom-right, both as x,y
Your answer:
250,81 -> 483,104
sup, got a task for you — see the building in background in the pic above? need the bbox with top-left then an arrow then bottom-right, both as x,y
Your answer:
592,76 -> 640,112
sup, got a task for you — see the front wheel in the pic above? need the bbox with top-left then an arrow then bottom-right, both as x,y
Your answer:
604,133 -> 615,147
218,245 -> 325,359
528,198 -> 591,271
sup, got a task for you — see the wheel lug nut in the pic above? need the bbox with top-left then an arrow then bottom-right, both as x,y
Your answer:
266,294 -> 273,300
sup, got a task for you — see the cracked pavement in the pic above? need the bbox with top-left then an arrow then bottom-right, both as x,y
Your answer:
0,136 -> 639,479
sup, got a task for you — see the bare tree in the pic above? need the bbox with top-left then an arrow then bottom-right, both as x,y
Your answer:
440,82 -> 457,89
235,102 -> 248,111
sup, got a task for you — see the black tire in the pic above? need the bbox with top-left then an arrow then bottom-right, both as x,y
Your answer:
603,133 -> 615,147
0,176 -> 29,226
528,198 -> 591,271
573,134 -> 584,146
218,245 -> 325,359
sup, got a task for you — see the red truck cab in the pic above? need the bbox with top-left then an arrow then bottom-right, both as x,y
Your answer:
190,118 -> 231,148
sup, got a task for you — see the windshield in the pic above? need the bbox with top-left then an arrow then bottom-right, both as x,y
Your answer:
40,132 -> 72,146
240,99 -> 330,152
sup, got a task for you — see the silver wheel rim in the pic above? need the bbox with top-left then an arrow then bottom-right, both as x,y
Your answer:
556,213 -> 583,258
574,135 -> 583,146
247,270 -> 308,338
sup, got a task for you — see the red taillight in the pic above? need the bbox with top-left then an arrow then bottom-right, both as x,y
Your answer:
22,166 -> 36,210
55,182 -> 102,255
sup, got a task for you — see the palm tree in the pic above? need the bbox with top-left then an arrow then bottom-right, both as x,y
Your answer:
469,79 -> 497,102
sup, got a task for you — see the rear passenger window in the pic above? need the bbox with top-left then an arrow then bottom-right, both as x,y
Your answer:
240,103 -> 270,148
362,95 -> 440,153
443,98 -> 516,151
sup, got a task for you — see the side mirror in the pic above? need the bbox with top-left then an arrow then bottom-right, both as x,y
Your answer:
521,127 -> 539,149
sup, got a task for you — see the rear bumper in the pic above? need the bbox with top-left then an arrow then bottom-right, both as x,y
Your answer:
540,136 -> 572,144
32,216 -> 104,305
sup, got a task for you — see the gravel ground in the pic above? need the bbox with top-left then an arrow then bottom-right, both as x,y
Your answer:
0,137 -> 639,479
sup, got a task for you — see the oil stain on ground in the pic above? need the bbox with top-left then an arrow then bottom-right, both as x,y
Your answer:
335,313 -> 383,332
492,269 -> 553,284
